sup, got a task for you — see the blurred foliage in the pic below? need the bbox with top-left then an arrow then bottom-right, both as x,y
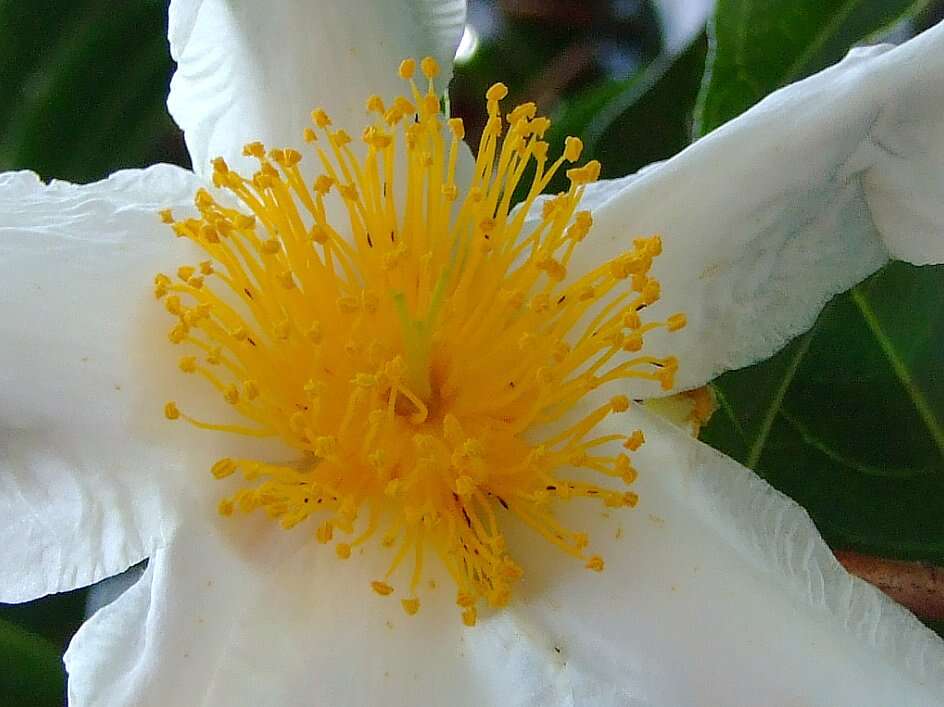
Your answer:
2,0 -> 944,704
0,618 -> 64,706
0,0 -> 185,183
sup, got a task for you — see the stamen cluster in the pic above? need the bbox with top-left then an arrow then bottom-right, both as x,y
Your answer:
156,57 -> 685,624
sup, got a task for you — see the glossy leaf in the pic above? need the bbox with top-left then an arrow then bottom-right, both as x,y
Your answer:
697,0 -> 944,565
704,264 -> 944,561
694,0 -> 931,136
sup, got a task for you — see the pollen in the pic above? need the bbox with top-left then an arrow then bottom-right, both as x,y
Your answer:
156,57 -> 685,624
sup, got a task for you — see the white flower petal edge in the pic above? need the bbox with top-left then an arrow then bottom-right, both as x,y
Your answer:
167,0 -> 467,179
0,165 -> 222,601
64,404 -> 944,707
558,21 -> 944,392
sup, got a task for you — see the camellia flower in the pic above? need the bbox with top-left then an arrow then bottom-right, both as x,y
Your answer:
3,1 -> 944,705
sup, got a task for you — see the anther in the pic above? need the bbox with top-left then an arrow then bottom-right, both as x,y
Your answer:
211,458 -> 238,479
609,395 -> 630,413
372,580 -> 395,596
564,136 -> 583,162
316,521 -> 334,544
455,475 -> 476,496
461,607 -> 477,627
623,333 -> 643,352
223,384 -> 240,405
398,58 -> 416,79
448,117 -> 465,139
624,430 -> 645,451
420,56 -> 439,79
366,95 -> 385,114
667,313 -> 687,332
486,82 -> 509,102
243,380 -> 260,400
242,142 -> 265,158
642,280 -> 661,305
311,108 -> 332,128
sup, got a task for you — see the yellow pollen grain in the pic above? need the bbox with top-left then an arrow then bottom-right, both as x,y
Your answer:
372,580 -> 395,596
155,57 -> 683,627
462,607 -> 478,627
420,56 -> 439,79
398,58 -> 416,79
211,458 -> 238,479
316,521 -> 334,544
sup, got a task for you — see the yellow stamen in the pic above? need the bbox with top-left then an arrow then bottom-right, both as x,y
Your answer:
156,57 -> 683,625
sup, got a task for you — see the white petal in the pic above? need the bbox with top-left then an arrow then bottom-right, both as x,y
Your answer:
63,406 -> 944,706
65,509 -> 490,707
651,0 -> 714,54
563,22 -> 944,391
0,166 -> 222,602
167,0 -> 467,178
465,405 -> 944,706
64,561 -> 156,706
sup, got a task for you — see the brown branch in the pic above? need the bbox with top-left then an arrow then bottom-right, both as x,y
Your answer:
835,550 -> 944,621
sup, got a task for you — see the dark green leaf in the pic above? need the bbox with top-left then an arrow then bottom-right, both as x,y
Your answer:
0,617 -> 65,706
543,34 -> 707,193
695,0 -> 944,568
694,0 -> 931,136
0,0 -> 185,182
703,263 -> 944,561
0,588 -> 89,705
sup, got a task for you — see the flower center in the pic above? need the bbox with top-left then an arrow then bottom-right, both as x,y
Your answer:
156,57 -> 685,625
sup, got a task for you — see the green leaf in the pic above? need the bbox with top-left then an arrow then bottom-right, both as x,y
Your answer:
0,588 -> 89,705
703,263 -> 944,562
694,0 -> 931,136
543,34 -> 707,194
0,0 -> 183,182
0,617 -> 65,706
696,0 -> 944,567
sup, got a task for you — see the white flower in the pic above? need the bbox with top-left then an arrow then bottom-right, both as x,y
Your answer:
2,2 -> 944,705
